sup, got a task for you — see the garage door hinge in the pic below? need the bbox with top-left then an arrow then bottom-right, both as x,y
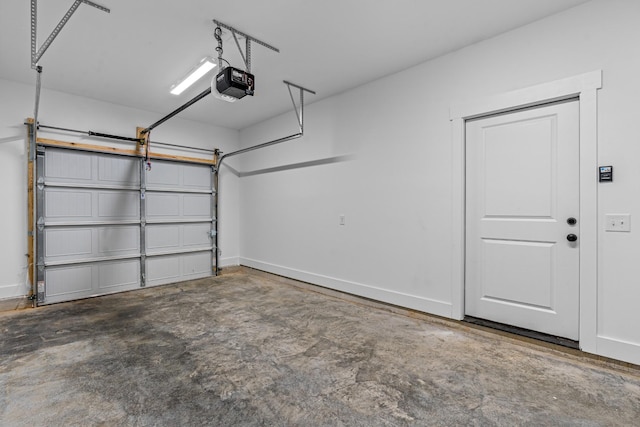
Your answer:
37,217 -> 45,231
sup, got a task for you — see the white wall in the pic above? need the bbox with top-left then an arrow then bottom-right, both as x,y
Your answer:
0,78 -> 240,299
238,0 -> 640,365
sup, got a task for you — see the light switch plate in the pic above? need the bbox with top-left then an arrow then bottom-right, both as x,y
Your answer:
605,214 -> 631,232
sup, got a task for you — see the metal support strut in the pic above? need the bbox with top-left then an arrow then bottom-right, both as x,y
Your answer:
140,87 -> 212,136
213,81 -> 315,275
29,0 -> 110,171
32,66 -> 43,161
30,0 -> 110,69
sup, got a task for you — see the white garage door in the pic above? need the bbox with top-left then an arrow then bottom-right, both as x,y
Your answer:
35,146 -> 215,305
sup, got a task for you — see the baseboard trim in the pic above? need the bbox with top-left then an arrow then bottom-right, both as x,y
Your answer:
596,336 -> 640,366
0,283 -> 27,300
239,258 -> 453,318
220,256 -> 240,268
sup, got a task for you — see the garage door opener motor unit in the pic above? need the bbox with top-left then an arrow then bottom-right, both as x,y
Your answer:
216,66 -> 254,99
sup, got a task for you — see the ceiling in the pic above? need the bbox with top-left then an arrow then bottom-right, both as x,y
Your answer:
0,0 -> 591,130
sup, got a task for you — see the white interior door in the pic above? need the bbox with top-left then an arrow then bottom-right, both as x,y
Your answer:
465,100 -> 580,340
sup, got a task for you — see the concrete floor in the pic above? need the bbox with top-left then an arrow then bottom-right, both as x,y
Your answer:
1,269 -> 639,426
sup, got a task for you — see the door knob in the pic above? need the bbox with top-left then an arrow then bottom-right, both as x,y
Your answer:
567,217 -> 577,225
567,234 -> 578,242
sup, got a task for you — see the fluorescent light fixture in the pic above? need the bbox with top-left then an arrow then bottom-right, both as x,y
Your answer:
170,57 -> 217,95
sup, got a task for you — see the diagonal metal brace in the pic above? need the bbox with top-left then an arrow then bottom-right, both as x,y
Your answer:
31,0 -> 110,69
284,80 -> 316,133
231,30 -> 250,72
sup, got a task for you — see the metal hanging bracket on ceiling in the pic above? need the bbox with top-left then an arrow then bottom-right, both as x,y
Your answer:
284,80 -> 316,133
213,19 -> 280,73
30,0 -> 110,69
29,0 -> 110,159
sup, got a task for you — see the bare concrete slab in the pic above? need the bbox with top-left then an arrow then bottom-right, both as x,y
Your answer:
0,297 -> 31,313
1,269 -> 639,426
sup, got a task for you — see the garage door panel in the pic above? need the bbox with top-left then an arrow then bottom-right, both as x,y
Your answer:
98,260 -> 140,290
146,193 -> 181,217
45,149 -> 139,188
146,223 -> 211,254
146,161 -> 181,187
183,194 -> 211,217
183,223 -> 212,247
146,224 -> 181,250
45,228 -> 93,258
44,226 -> 140,264
97,191 -> 140,219
45,260 -> 140,303
98,226 -> 140,255
182,165 -> 212,190
45,150 -> 93,181
145,252 -> 211,287
45,189 -> 140,223
146,160 -> 211,191
97,156 -> 140,186
182,252 -> 212,278
45,190 -> 93,219
46,265 -> 94,297
146,255 -> 181,286
146,193 -> 211,220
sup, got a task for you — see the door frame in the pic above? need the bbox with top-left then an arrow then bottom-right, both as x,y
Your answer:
450,70 -> 602,353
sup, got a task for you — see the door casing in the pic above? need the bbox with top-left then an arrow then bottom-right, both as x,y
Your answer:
450,70 -> 602,353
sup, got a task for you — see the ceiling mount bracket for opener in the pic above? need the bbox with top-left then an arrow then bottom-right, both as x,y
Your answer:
30,0 -> 110,69
212,19 -> 280,73
212,20 -> 280,101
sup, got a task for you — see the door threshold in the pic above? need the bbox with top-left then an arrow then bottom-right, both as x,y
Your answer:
463,316 -> 579,350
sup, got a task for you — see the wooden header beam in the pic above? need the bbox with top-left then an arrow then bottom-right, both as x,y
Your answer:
36,137 -> 215,165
